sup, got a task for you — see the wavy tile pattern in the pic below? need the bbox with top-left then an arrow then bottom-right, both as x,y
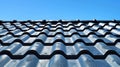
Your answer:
0,20 -> 120,67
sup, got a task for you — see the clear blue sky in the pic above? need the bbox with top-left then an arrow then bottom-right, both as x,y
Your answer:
0,0 -> 119,20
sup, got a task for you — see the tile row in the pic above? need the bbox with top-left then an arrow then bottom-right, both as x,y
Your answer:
0,54 -> 120,67
0,42 -> 120,57
1,21 -> 119,26
0,34 -> 119,44
0,28 -> 120,37
0,22 -> 120,31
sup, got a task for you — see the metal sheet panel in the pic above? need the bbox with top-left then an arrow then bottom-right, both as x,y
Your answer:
0,20 -> 120,67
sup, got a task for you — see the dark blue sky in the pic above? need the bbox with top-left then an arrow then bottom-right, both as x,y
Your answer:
0,0 -> 119,20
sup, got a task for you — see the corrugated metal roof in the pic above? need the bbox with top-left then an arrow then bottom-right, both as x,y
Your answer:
0,20 -> 120,67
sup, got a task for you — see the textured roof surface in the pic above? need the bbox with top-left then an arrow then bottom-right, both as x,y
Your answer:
0,20 -> 120,67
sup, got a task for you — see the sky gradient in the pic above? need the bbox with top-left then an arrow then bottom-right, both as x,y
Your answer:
0,0 -> 119,20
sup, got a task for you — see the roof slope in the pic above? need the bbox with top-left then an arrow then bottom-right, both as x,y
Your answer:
0,20 -> 120,67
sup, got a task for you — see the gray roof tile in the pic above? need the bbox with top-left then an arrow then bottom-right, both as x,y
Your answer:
0,20 -> 120,67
